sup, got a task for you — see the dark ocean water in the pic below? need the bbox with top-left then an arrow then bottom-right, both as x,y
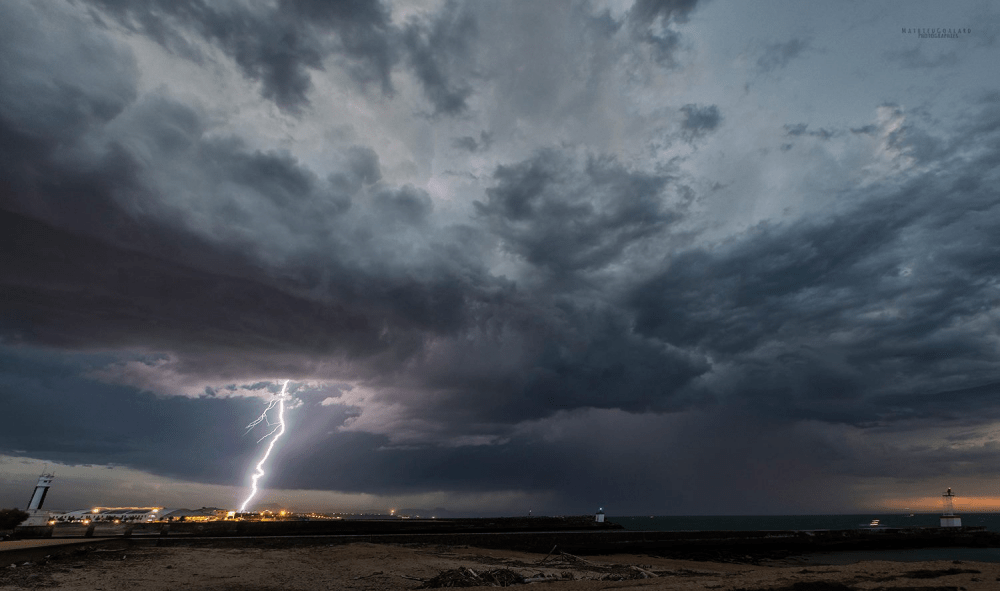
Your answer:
612,513 -> 1000,532
611,514 -> 1000,563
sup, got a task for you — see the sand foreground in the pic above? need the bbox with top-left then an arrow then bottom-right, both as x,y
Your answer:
2,541 -> 999,590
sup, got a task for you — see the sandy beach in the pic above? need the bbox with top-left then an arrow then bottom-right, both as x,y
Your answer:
2,541 -> 998,591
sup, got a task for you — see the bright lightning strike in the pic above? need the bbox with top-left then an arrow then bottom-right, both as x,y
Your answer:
238,380 -> 289,513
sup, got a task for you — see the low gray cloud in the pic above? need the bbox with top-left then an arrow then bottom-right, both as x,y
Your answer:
627,0 -> 700,66
680,104 -> 721,140
631,100 -> 1000,428
86,0 -> 496,118
756,38 -> 810,73
475,150 -> 683,274
86,0 -> 397,114
784,123 -> 836,139
452,131 -> 494,153
371,185 -> 434,223
628,0 -> 699,27
402,1 -> 478,116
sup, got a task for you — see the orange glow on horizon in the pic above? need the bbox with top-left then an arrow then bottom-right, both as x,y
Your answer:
874,496 -> 1000,512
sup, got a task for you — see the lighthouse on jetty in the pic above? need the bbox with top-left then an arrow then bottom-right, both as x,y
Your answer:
940,488 -> 962,528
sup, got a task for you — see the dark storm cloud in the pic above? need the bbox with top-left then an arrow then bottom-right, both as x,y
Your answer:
475,149 -> 682,273
0,348 -> 270,484
274,406 -> 671,501
452,136 -> 479,152
0,4 -> 478,364
628,0 -> 699,27
630,99 -> 1000,427
378,300 -> 710,429
0,211 -> 382,356
87,0 -> 489,118
328,145 -> 381,211
401,1 -> 477,116
88,0 -> 490,115
874,381 -> 1000,424
87,0 -> 396,113
344,145 -> 383,185
6,0 -> 1000,514
0,347 -> 700,512
371,185 -> 434,223
627,0 -> 700,66
756,38 -> 810,73
784,123 -> 836,139
0,2 -> 140,235
680,103 -> 721,140
235,400 -> 862,515
0,0 -> 708,449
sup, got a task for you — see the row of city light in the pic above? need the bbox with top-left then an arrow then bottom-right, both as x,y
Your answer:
41,506 -> 430,526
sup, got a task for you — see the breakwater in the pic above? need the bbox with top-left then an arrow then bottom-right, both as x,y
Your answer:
16,518 -> 1000,561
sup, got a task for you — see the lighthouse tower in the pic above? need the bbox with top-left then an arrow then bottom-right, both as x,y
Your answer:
940,488 -> 962,528
20,473 -> 56,527
27,473 -> 54,511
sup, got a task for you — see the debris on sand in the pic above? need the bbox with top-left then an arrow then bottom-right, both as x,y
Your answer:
598,565 -> 659,581
419,566 -> 525,588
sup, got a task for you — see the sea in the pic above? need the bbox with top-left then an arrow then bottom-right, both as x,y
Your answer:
613,513 -> 1000,532
611,514 -> 1000,563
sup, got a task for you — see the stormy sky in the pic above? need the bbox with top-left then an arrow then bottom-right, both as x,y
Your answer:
1,0 -> 999,516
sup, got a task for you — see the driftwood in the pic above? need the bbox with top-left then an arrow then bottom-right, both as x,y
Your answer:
419,566 -> 526,588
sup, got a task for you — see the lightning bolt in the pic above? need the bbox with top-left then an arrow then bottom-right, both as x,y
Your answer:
238,380 -> 289,513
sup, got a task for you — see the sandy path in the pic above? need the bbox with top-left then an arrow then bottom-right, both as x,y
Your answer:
0,540 -> 111,553
2,541 -> 999,590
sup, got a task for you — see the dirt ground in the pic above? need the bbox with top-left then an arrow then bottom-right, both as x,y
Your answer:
2,542 -> 999,590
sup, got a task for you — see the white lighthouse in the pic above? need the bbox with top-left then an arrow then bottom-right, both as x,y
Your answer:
595,507 -> 605,523
27,473 -> 54,511
20,473 -> 56,527
940,488 -> 962,528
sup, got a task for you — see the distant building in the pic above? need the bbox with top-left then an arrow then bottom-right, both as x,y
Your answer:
60,507 -> 163,523
595,507 -> 605,523
159,508 -> 221,522
57,506 -> 224,523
